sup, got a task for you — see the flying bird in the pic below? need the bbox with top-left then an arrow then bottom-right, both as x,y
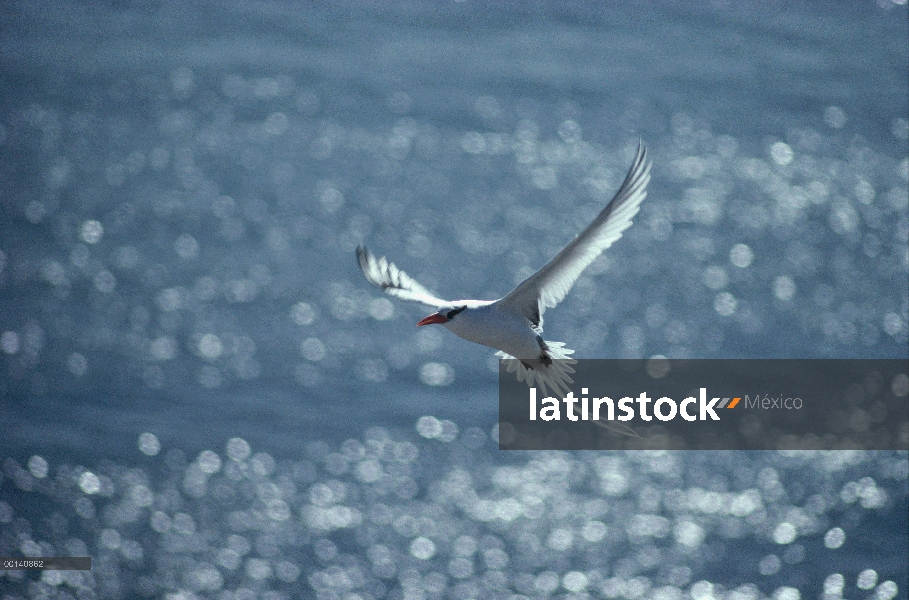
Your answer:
356,143 -> 651,397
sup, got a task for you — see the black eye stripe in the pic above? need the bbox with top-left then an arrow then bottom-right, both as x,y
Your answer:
446,306 -> 467,319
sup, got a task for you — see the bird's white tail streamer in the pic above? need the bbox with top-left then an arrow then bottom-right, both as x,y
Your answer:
496,345 -> 640,438
495,341 -> 576,398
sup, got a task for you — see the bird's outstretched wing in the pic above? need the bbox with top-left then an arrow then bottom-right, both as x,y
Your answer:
356,245 -> 451,308
498,143 -> 652,327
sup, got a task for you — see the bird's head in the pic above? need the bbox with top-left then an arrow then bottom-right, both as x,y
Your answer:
416,305 -> 467,327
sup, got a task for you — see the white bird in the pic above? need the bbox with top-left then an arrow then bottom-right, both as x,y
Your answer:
356,143 -> 651,398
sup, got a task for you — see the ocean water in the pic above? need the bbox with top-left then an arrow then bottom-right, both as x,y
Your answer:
0,1 -> 907,599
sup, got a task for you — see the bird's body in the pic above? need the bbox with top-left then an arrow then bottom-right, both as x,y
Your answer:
443,303 -> 534,356
356,143 -> 652,396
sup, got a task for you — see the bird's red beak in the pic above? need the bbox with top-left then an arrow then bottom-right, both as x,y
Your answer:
416,313 -> 448,327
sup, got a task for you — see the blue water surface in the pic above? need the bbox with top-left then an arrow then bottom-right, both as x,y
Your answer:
0,1 -> 907,599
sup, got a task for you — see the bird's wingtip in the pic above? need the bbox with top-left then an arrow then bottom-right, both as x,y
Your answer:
355,245 -> 373,274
